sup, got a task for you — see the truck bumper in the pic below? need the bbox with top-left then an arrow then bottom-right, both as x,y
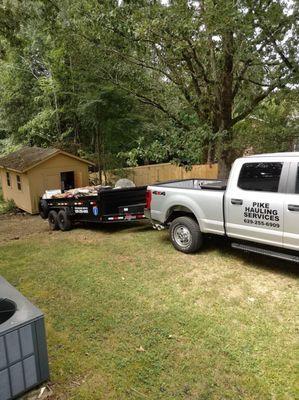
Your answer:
145,209 -> 165,230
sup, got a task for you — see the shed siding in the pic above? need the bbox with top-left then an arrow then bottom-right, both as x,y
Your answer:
0,169 -> 32,213
28,153 -> 90,213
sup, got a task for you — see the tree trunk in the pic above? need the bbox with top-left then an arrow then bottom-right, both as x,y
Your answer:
217,149 -> 232,179
52,79 -> 61,136
102,139 -> 107,184
69,56 -> 80,146
207,141 -> 215,164
217,30 -> 234,179
217,132 -> 235,179
95,127 -> 102,185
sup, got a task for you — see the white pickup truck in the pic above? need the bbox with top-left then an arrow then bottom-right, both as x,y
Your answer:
145,152 -> 299,263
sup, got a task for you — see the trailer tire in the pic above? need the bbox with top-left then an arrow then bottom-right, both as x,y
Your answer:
57,210 -> 72,231
170,216 -> 202,253
48,210 -> 59,231
39,200 -> 49,219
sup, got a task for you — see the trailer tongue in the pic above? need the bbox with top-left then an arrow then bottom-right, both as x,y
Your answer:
39,185 -> 147,231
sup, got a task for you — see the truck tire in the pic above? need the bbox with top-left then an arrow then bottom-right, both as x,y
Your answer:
170,216 -> 202,253
39,200 -> 49,219
57,210 -> 72,231
48,210 -> 59,231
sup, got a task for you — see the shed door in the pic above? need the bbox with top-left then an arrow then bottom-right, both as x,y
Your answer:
61,171 -> 75,192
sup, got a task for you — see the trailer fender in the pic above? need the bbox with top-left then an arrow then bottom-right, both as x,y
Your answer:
39,199 -> 49,219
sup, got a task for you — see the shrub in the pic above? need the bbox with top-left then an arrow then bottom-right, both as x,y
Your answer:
0,198 -> 17,215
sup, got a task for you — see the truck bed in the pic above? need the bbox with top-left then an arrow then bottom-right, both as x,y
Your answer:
155,178 -> 227,190
147,179 -> 225,236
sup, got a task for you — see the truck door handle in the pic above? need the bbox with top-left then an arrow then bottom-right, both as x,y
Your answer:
288,204 -> 299,212
231,199 -> 243,205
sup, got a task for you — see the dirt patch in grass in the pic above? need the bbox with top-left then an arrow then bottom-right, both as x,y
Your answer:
0,214 -> 48,243
0,213 -> 151,246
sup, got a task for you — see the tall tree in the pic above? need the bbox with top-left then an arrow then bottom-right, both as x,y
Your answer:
72,0 -> 297,176
0,0 -> 297,177
0,0 -> 148,169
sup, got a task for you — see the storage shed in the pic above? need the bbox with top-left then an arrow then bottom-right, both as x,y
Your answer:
0,146 -> 94,214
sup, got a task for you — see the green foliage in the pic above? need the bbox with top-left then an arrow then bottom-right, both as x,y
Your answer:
0,0 -> 151,168
0,189 -> 17,214
0,0 -> 297,174
234,92 -> 299,155
120,123 -> 212,166
0,136 -> 20,156
94,0 -> 298,174
18,108 -> 58,145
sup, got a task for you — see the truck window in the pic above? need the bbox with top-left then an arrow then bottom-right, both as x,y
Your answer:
296,164 -> 299,194
238,162 -> 283,192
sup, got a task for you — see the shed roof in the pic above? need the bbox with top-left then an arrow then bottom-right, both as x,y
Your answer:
0,146 -> 94,173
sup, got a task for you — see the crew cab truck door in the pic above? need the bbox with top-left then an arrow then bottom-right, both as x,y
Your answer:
283,162 -> 299,251
225,160 -> 286,247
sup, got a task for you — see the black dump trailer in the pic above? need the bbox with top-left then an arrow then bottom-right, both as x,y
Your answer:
39,186 -> 147,231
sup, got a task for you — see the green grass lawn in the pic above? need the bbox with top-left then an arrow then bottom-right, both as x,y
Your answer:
0,222 -> 298,399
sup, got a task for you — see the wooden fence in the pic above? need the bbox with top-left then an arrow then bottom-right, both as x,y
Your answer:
91,162 -> 218,186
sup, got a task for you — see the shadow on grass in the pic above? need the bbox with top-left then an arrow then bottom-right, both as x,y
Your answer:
66,219 -> 298,278
76,220 -> 153,235
160,231 -> 299,279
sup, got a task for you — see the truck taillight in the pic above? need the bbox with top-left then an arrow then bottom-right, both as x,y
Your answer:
146,190 -> 152,209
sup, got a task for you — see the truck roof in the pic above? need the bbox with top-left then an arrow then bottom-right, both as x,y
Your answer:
248,152 -> 299,158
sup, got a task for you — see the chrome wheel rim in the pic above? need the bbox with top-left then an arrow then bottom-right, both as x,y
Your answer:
173,225 -> 192,249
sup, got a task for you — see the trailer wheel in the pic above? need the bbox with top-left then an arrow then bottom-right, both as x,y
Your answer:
169,216 -> 202,254
39,199 -> 49,219
57,210 -> 72,231
48,210 -> 59,231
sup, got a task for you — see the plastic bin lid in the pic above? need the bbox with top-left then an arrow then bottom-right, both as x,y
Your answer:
0,276 -> 44,334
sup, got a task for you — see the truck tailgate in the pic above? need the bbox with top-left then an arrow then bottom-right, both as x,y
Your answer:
99,186 -> 147,215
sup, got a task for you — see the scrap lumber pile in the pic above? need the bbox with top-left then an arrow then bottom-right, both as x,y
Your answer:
43,185 -> 111,199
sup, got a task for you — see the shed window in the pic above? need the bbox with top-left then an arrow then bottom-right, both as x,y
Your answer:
16,175 -> 21,191
6,172 -> 10,187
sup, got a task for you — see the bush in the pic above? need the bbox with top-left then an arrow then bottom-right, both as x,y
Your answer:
0,195 -> 17,215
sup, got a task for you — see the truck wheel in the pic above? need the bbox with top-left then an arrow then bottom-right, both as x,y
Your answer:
48,210 -> 59,231
57,210 -> 72,231
170,216 -> 202,253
